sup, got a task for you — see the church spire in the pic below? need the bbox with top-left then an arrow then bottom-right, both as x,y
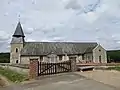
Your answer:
13,22 -> 25,37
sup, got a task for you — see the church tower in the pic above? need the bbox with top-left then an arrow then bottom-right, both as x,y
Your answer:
10,22 -> 25,64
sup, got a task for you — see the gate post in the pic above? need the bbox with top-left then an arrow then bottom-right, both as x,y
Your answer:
70,57 -> 77,72
29,59 -> 39,79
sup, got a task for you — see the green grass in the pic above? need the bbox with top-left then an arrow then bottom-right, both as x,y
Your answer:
0,67 -> 27,83
107,66 -> 120,71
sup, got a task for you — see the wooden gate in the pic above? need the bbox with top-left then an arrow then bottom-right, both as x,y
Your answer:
39,60 -> 71,76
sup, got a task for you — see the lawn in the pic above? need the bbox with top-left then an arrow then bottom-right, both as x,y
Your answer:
0,67 -> 27,83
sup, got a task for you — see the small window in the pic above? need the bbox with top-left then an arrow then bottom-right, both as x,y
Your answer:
82,55 -> 84,60
59,56 -> 62,61
16,48 -> 18,53
16,60 -> 18,63
40,56 -> 43,62
99,56 -> 101,63
88,56 -> 90,60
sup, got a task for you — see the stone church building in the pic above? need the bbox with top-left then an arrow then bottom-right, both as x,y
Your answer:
10,22 -> 107,64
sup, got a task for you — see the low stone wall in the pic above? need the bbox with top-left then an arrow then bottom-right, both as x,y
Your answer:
77,63 -> 120,67
0,64 -> 29,75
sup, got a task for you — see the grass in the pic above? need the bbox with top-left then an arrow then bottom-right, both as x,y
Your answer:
107,66 -> 120,71
0,67 -> 27,83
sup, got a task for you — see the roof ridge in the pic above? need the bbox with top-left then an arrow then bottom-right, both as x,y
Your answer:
25,41 -> 97,44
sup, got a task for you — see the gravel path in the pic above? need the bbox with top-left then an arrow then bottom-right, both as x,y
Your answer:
0,75 -> 12,87
75,70 -> 120,88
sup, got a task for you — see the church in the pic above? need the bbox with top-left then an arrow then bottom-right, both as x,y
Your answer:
10,22 -> 107,64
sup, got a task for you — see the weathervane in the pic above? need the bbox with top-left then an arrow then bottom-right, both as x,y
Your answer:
18,13 -> 21,22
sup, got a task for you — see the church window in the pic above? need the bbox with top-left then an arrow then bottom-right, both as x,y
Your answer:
82,54 -> 84,60
16,48 -> 18,53
59,56 -> 62,61
99,49 -> 101,52
99,56 -> 102,63
16,60 -> 18,63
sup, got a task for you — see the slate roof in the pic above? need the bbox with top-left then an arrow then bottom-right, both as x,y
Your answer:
21,42 -> 98,56
13,22 -> 25,37
84,47 -> 96,53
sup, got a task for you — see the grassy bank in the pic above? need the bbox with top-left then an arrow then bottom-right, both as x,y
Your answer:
0,67 -> 27,83
107,66 -> 120,71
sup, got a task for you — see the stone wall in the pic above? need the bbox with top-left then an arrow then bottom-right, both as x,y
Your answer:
20,55 -> 70,64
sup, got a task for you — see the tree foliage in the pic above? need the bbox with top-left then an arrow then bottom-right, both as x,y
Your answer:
107,50 -> 120,63
0,53 -> 10,63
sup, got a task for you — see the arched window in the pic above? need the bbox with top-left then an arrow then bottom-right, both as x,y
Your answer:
82,54 -> 84,60
16,48 -> 18,53
16,60 -> 18,63
99,56 -> 101,63
59,56 -> 62,61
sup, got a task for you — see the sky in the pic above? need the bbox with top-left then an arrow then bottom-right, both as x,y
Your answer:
0,0 -> 120,52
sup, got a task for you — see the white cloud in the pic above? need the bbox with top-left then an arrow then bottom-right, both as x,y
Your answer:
0,31 -> 10,41
82,12 -> 99,23
26,38 -> 36,42
24,28 -> 34,34
0,0 -> 120,52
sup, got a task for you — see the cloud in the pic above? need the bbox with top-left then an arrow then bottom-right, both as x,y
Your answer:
0,31 -> 10,41
65,0 -> 81,10
41,39 -> 51,42
26,38 -> 36,42
1,0 -> 120,52
24,28 -> 34,34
